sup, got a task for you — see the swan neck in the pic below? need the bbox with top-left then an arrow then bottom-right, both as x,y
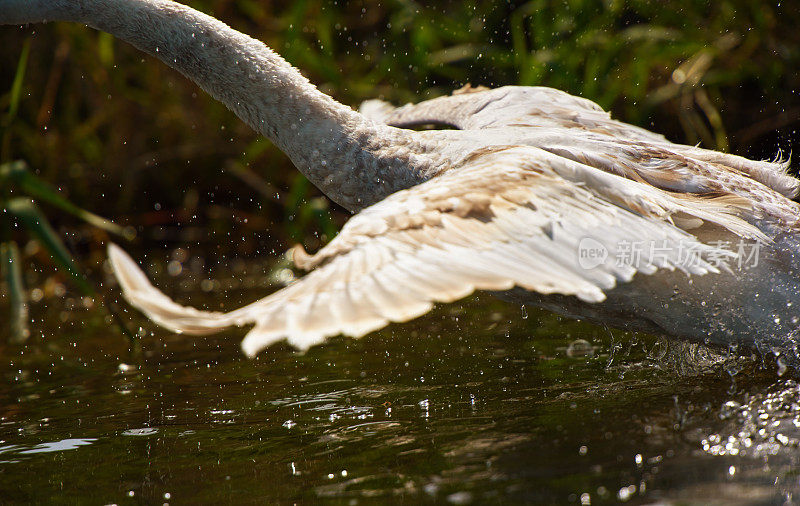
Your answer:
2,0 -> 440,210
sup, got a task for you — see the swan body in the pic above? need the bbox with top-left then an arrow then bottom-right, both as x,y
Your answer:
4,0 -> 800,360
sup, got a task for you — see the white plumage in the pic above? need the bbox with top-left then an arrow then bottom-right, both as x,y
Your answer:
5,0 -> 799,359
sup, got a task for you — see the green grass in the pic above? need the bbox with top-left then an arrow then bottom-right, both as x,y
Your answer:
1,41 -> 130,341
0,157 -> 131,342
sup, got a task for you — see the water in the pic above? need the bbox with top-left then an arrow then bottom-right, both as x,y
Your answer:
1,257 -> 799,504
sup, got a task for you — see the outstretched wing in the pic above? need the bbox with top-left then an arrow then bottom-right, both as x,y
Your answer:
362,86 -> 799,198
109,146 -> 759,357
361,86 -> 669,142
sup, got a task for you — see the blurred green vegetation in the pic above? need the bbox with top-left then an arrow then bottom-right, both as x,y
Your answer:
1,42 -> 131,342
0,0 -> 798,293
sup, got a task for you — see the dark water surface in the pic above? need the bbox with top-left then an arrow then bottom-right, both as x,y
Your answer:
2,256 -> 800,504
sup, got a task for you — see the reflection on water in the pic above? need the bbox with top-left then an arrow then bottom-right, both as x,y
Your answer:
0,256 -> 798,503
16,438 -> 97,455
704,380 -> 800,458
0,438 -> 97,464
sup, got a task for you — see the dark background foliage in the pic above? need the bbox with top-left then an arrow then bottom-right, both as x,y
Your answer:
0,0 -> 798,258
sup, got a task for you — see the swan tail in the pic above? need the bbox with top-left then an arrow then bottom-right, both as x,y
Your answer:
107,243 -> 240,336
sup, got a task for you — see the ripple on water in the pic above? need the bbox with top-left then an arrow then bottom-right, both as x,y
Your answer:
122,428 -> 159,436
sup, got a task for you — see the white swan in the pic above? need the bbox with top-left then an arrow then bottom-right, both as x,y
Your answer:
4,0 -> 799,360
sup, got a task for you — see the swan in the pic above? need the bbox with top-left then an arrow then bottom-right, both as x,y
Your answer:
4,0 -> 800,361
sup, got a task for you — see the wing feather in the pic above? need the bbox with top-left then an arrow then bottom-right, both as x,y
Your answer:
364,86 -> 798,200
109,146 -> 751,357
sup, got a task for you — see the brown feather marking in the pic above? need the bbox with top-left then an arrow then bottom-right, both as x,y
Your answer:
452,84 -> 490,95
291,244 -> 315,271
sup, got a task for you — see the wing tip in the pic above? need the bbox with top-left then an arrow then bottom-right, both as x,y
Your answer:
107,241 -> 148,295
240,335 -> 263,358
